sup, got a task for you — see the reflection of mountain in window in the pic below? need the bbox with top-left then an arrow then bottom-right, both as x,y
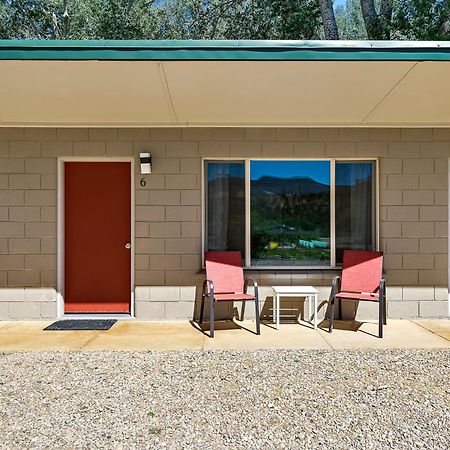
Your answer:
250,161 -> 331,267
204,159 -> 376,269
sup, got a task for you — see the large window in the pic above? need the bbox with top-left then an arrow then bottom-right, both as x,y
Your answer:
251,160 -> 330,267
204,159 -> 377,268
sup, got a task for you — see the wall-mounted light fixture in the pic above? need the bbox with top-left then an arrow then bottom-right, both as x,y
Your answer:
140,152 -> 152,174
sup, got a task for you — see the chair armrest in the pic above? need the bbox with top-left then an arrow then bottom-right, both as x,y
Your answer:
202,279 -> 214,297
244,277 -> 258,295
379,279 -> 386,299
329,275 -> 341,300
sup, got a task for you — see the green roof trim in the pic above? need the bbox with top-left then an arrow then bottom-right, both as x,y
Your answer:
1,40 -> 450,61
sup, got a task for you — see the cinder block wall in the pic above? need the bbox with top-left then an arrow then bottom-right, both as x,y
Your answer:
0,127 -> 448,320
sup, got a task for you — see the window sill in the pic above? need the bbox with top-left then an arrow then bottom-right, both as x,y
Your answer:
244,267 -> 341,274
197,267 -> 341,274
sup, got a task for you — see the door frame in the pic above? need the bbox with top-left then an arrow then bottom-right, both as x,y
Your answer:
57,157 -> 135,318
448,157 -> 450,318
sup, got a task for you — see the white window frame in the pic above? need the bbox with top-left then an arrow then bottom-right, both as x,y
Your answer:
202,157 -> 379,270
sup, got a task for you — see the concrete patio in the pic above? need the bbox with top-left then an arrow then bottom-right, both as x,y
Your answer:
0,319 -> 448,352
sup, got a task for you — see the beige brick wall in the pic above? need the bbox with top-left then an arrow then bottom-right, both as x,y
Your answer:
0,127 -> 448,320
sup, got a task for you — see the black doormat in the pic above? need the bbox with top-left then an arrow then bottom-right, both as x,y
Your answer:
44,319 -> 117,331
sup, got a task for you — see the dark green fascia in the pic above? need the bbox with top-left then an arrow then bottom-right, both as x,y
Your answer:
1,40 -> 450,61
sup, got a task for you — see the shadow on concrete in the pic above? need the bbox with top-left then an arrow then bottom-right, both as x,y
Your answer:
189,319 -> 259,337
319,319 -> 364,332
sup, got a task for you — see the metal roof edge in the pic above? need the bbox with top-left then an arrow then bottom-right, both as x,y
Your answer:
1,39 -> 450,61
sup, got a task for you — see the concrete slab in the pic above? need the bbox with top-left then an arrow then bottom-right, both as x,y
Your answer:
201,321 -> 331,350
0,321 -> 13,331
0,331 -> 97,352
411,319 -> 450,341
0,321 -> 53,333
81,332 -> 204,351
412,319 -> 450,334
0,319 -> 448,352
318,320 -> 449,350
107,321 -> 194,335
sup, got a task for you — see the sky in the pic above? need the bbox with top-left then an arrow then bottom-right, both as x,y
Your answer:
250,161 -> 330,185
250,161 -> 373,186
208,161 -> 372,187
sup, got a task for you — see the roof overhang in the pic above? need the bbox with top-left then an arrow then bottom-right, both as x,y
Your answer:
1,40 -> 450,128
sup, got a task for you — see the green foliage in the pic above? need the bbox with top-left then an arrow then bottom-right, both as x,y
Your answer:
335,0 -> 450,40
85,0 -> 158,39
335,0 -> 368,40
392,0 -> 450,40
250,190 -> 330,264
142,0 -> 320,40
263,0 -> 321,39
0,0 -> 448,41
0,0 -> 159,39
0,0 -> 322,40
0,0 -> 54,39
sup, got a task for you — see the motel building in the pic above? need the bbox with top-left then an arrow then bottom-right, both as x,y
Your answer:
0,40 -> 449,324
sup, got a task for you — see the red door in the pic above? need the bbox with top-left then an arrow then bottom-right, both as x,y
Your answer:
64,162 -> 131,313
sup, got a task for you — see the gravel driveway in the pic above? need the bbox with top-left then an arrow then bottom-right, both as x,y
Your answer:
1,349 -> 449,450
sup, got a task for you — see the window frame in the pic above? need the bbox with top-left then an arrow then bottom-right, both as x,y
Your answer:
202,157 -> 379,270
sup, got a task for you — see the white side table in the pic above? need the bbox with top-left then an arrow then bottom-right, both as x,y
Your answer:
271,286 -> 319,330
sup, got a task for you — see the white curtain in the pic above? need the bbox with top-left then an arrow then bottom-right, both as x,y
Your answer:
349,164 -> 372,249
208,168 -> 230,250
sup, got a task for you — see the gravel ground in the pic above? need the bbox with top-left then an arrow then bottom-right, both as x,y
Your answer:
0,349 -> 449,450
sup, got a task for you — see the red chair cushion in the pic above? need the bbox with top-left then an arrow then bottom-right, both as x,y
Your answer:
335,292 -> 379,302
205,251 -> 245,294
340,250 -> 383,294
213,293 -> 255,301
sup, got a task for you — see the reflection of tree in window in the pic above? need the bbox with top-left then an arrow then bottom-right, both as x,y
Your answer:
335,162 -> 374,264
206,162 -> 245,257
205,159 -> 376,269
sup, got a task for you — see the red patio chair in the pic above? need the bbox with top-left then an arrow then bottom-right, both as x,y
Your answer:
328,250 -> 386,338
200,251 -> 260,338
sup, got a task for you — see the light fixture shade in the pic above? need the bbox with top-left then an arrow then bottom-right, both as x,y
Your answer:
140,152 -> 151,174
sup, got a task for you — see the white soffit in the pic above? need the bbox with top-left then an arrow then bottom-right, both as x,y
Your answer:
0,60 -> 173,125
0,59 -> 449,127
365,62 -> 450,126
163,61 -> 415,126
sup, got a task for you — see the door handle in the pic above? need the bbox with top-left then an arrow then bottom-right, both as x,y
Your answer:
125,243 -> 131,249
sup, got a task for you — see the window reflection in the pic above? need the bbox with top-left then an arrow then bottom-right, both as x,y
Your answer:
250,161 -> 331,266
206,161 -> 245,257
335,162 -> 375,264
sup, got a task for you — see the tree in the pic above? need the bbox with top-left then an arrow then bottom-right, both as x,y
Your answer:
335,0 -> 367,40
1,0 -> 449,41
360,0 -> 392,39
317,0 -> 339,39
0,0 -> 160,39
157,1 -> 321,40
392,0 -> 450,40
336,0 -> 450,40
266,0 -> 321,39
0,0 -> 323,40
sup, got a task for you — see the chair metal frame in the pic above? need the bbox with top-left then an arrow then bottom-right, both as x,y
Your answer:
199,252 -> 260,338
328,250 -> 387,338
